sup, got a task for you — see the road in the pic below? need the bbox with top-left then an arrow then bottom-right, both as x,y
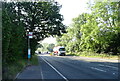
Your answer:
38,54 -> 119,81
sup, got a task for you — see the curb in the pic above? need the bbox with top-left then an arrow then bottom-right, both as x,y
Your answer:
14,64 -> 33,81
14,65 -> 26,81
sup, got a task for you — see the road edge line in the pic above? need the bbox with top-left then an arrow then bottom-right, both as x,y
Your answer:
40,56 -> 69,81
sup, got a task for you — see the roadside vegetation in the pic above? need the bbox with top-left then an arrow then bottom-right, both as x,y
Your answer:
2,54 -> 38,81
67,52 -> 118,60
2,0 -> 120,80
30,55 -> 39,65
2,1 -> 65,80
36,43 -> 55,53
57,1 -> 120,57
3,59 -> 27,81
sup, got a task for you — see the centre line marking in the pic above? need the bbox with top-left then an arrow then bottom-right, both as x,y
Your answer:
98,64 -> 118,69
91,67 -> 106,72
41,56 -> 69,81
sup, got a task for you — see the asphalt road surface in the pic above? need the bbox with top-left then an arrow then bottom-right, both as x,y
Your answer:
38,54 -> 119,81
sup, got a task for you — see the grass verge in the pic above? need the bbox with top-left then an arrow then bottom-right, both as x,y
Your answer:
3,54 -> 39,81
30,54 -> 39,65
3,59 -> 27,81
67,51 -> 118,60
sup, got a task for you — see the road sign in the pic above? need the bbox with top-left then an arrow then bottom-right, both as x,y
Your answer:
28,32 -> 33,38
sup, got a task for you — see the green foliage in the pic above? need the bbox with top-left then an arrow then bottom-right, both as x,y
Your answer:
3,1 -> 65,61
2,1 -> 65,80
18,1 -> 65,40
2,2 -> 27,80
56,1 -> 120,55
37,43 -> 55,52
30,55 -> 39,65
47,43 -> 55,52
37,43 -> 49,52
2,2 -> 26,63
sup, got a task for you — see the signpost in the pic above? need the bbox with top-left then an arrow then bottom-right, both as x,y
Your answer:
27,32 -> 33,64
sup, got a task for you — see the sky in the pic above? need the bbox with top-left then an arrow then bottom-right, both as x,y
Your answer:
56,0 -> 89,26
41,36 -> 57,44
41,0 -> 90,44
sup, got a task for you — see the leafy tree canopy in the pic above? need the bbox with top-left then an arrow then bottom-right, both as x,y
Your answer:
4,1 -> 66,41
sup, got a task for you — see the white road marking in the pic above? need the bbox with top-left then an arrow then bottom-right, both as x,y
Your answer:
40,66 -> 44,80
15,73 -> 20,79
40,56 -> 69,81
91,67 -> 106,72
98,64 -> 118,69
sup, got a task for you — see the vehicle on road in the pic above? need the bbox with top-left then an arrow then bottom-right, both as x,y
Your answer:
53,46 -> 66,56
39,51 -> 41,54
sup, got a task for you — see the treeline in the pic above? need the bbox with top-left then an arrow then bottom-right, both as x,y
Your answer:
2,1 -> 65,80
2,2 -> 27,65
2,2 -> 27,80
37,43 -> 55,52
57,1 -> 120,55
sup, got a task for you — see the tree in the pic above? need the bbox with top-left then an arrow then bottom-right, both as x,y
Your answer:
2,1 -> 66,79
56,1 -> 120,55
2,2 -> 27,79
4,1 -> 66,57
22,1 -> 66,55
2,2 -> 27,63
47,43 -> 55,52
20,2 -> 65,40
91,1 -> 120,54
